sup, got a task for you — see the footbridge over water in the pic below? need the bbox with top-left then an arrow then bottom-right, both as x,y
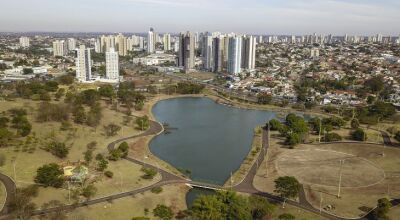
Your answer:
186,181 -> 226,191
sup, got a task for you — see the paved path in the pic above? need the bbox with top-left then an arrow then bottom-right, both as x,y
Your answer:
0,173 -> 15,216
1,118 -> 398,220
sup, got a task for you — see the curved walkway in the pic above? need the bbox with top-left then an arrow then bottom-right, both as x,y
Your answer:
2,119 -> 398,220
0,173 -> 15,216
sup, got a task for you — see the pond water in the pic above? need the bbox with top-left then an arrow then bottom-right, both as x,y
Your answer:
149,97 -> 277,185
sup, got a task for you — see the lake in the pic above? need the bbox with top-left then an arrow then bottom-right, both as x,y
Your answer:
149,97 -> 277,185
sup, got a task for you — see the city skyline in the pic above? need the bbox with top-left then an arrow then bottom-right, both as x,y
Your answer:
1,0 -> 399,35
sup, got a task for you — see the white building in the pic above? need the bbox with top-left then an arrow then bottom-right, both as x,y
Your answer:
147,28 -> 156,54
19,37 -> 30,48
202,35 -> 213,71
310,48 -> 320,59
163,33 -> 171,51
75,45 -> 92,82
105,48 -> 119,81
67,38 -> 76,51
227,36 -> 242,75
115,33 -> 127,56
53,40 -> 67,57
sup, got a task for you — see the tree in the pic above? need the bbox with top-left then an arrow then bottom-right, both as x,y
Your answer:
40,200 -> 67,220
189,191 -> 252,220
108,149 -> 123,161
97,158 -> 108,171
98,84 -> 115,100
9,186 -> 38,220
118,141 -> 129,157
141,167 -> 157,179
269,119 -> 282,131
351,118 -> 360,129
248,195 -> 275,220
352,128 -> 367,141
322,133 -> 342,142
35,163 -> 64,188
104,123 -> 121,136
81,184 -> 97,200
46,141 -> 69,158
286,133 -> 301,147
153,204 -> 173,220
0,128 -> 13,147
84,150 -> 93,164
136,116 -> 150,131
23,68 -> 33,75
278,213 -> 296,220
373,198 -> 391,220
274,176 -> 300,207
257,93 -> 273,105
364,76 -> 384,94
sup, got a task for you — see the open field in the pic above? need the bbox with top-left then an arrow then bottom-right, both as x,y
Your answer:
0,99 -> 160,207
60,184 -> 189,220
388,205 -> 400,219
272,203 -> 328,220
254,132 -> 400,218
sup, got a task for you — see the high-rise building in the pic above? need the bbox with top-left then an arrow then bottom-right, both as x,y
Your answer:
19,37 -> 30,48
147,28 -> 156,54
241,36 -> 257,71
310,48 -> 320,58
106,48 -> 119,80
67,38 -> 76,51
139,37 -> 145,51
75,45 -> 92,82
163,33 -> 171,51
116,33 -> 128,56
227,36 -> 242,75
100,35 -> 116,53
212,36 -> 225,73
173,38 -> 179,52
178,32 -> 195,73
202,34 -> 213,71
94,39 -> 101,53
53,40 -> 67,57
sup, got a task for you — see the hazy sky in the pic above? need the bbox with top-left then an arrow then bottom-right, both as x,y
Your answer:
1,0 -> 399,35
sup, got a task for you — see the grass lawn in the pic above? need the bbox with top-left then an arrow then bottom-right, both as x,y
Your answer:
388,205 -> 400,219
273,203 -> 328,220
63,184 -> 189,220
0,99 -> 159,208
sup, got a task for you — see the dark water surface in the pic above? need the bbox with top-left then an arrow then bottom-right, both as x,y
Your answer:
149,97 -> 276,185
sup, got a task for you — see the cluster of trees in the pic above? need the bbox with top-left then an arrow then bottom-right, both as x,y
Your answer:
9,185 -> 39,219
9,108 -> 32,137
43,141 -> 69,158
15,81 -> 59,100
117,82 -> 146,110
108,141 -> 129,161
136,115 -> 150,131
172,82 -> 205,94
35,163 -> 65,188
269,114 -> 309,147
187,191 -> 275,220
373,198 -> 392,220
257,93 -> 273,105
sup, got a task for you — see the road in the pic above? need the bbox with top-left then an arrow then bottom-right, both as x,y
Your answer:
0,173 -> 15,216
1,115 -> 399,220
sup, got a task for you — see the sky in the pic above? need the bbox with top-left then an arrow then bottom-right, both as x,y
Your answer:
0,0 -> 399,35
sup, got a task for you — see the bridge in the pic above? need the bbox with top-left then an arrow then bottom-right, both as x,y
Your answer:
186,181 -> 225,191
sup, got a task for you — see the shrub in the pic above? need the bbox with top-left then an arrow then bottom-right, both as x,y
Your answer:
104,171 -> 114,178
151,187 -> 163,194
141,167 -> 157,180
322,133 -> 342,142
352,128 -> 367,141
